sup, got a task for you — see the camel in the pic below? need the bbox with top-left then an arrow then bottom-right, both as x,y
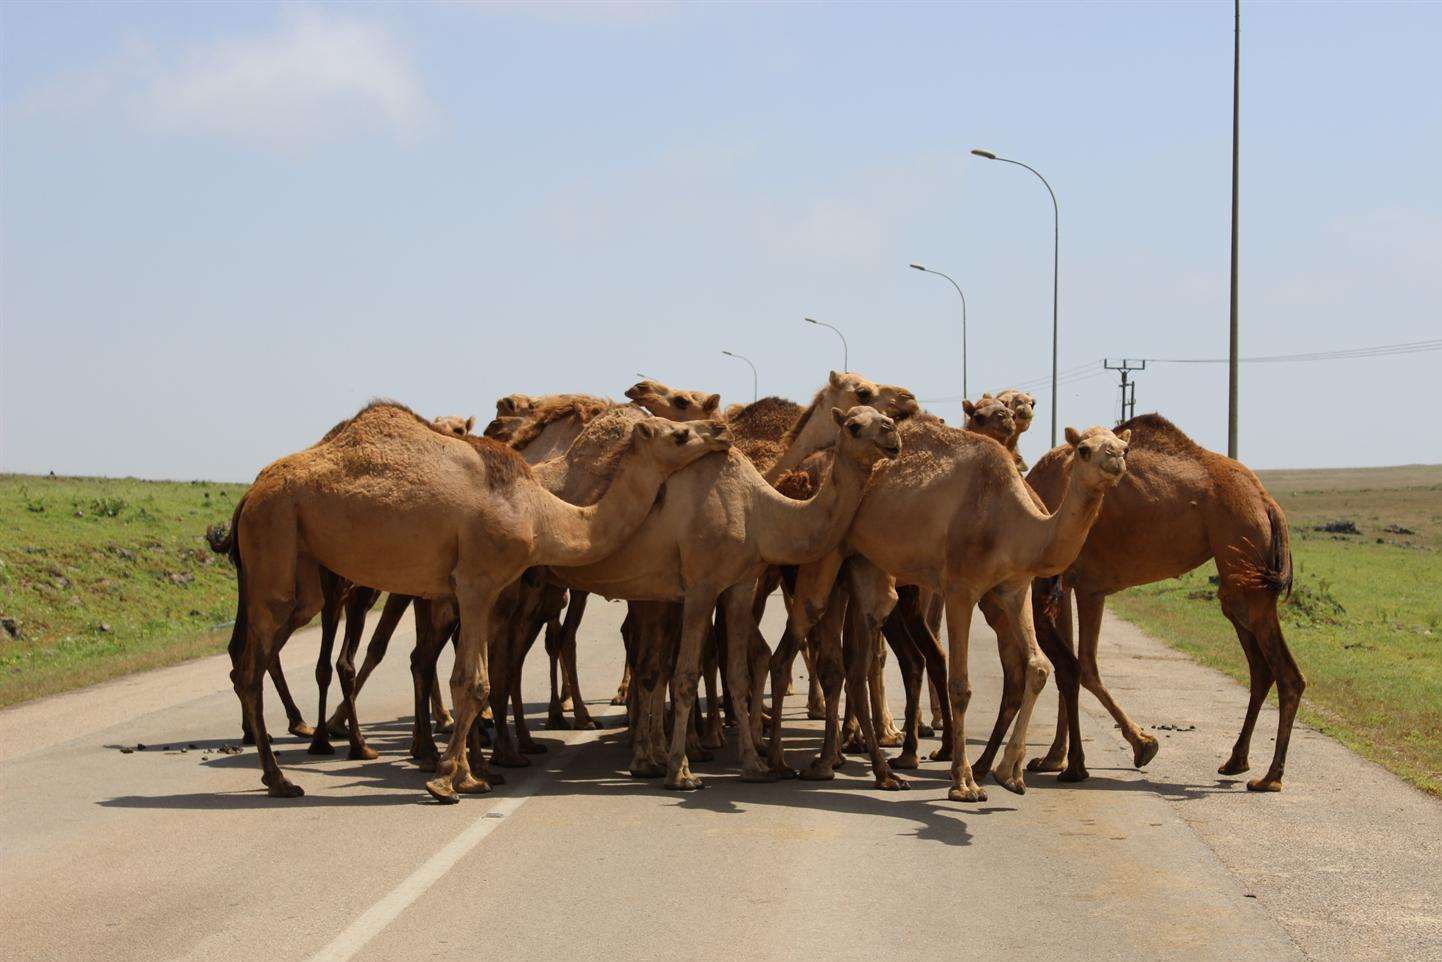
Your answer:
476,402 -> 900,789
207,409 -> 476,746
219,399 -> 726,800
994,388 -> 1037,470
769,418 -> 1130,800
962,395 -> 1016,449
1001,413 -> 1303,791
626,379 -> 721,421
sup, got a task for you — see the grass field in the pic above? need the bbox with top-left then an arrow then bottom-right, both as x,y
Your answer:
0,474 -> 247,707
1111,463 -> 1442,796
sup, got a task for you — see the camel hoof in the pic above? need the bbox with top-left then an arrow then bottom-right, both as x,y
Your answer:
876,732 -> 904,748
994,771 -> 1026,795
1218,757 -> 1250,776
326,720 -> 350,739
917,724 -> 935,738
425,777 -> 459,804
739,766 -> 776,783
888,753 -> 920,770
948,785 -> 987,803
806,707 -> 827,721
876,774 -> 910,791
629,762 -> 666,779
348,744 -> 379,761
768,763 -> 799,779
665,775 -> 705,791
1028,754 -> 1066,773
1134,736 -> 1160,768
455,774 -> 491,794
928,747 -> 953,762
576,717 -> 603,731
841,739 -> 867,755
520,742 -> 548,755
416,755 -> 439,773
1056,766 -> 1089,783
546,714 -> 572,731
799,763 -> 835,781
288,721 -> 315,739
266,781 -> 305,799
306,739 -> 336,756
1246,776 -> 1283,792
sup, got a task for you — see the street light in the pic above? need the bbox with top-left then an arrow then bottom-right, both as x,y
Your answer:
971,147 -> 1060,446
910,262 -> 968,400
721,350 -> 758,402
803,317 -> 848,372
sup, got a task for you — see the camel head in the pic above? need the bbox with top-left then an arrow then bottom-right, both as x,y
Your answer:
431,415 -> 476,438
962,395 -> 1016,446
495,393 -> 536,418
1065,426 -> 1130,486
995,388 -> 1036,437
630,416 -> 731,473
625,379 -> 721,421
825,370 -> 919,422
831,405 -> 902,465
482,416 -> 523,441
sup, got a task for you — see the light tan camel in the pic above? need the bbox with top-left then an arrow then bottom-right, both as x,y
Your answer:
626,379 -> 721,420
770,419 -> 1129,800
1009,414 -> 1303,791
499,403 -> 900,789
962,395 -> 1017,449
219,400 -> 726,800
995,388 -> 1037,470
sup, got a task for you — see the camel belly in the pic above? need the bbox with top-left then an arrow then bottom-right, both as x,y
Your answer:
295,500 -> 462,598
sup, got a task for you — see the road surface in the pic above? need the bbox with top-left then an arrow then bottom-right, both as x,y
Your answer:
2,594 -> 1438,961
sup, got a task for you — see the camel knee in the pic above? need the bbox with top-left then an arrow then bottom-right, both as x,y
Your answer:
947,679 -> 972,711
1025,658 -> 1050,694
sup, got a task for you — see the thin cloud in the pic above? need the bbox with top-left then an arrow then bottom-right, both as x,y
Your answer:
15,10 -> 432,150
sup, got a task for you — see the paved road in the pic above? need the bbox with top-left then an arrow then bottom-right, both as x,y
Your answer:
2,595 -> 1438,961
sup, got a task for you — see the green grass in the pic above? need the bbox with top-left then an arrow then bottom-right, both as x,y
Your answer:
1111,464 -> 1442,796
0,474 -> 247,707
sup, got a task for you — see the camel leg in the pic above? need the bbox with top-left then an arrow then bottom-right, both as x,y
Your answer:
512,606 -> 550,755
905,597 -> 953,761
924,589 -> 946,732
425,576 -> 504,804
408,600 -> 452,767
1027,581 -> 1073,773
663,593 -> 722,790
1217,612 -> 1273,777
488,612 -> 531,769
841,559 -> 907,790
764,594 -> 811,778
235,610 -> 304,797
716,583 -> 771,783
881,601 -> 924,769
554,591 -> 598,729
969,592 -> 1025,780
700,623 -> 726,749
429,674 -> 453,734
626,604 -> 670,777
943,586 -> 987,802
306,571 -> 345,755
1220,584 -> 1304,791
335,587 -> 380,761
870,644 -> 904,748
327,592 -> 409,737
991,583 -> 1052,795
799,586 -> 848,780
1075,590 -> 1159,767
544,611 -> 568,729
267,653 -> 313,740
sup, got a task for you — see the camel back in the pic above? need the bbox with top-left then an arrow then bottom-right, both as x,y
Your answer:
507,394 -> 611,451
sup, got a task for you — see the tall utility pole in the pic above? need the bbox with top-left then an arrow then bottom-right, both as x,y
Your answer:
909,263 -> 968,400
1104,358 -> 1146,424
1227,0 -> 1241,457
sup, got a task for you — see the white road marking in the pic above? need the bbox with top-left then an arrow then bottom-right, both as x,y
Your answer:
305,720 -> 612,962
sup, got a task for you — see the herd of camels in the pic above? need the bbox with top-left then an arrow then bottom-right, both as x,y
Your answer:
208,370 -> 1303,805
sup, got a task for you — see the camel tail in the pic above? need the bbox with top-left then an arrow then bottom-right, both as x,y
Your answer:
1036,575 -> 1066,621
210,497 -> 248,667
1232,498 -> 1293,600
205,497 -> 245,563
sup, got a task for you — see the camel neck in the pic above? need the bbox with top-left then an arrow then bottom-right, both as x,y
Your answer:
1032,466 -> 1108,575
756,451 -> 869,565
532,452 -> 664,567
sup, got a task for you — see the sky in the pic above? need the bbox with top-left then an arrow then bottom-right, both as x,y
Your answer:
2,0 -> 1439,481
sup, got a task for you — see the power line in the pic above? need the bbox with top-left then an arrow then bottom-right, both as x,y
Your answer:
916,338 -> 1438,406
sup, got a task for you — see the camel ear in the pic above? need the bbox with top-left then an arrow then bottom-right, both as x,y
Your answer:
1065,426 -> 1082,447
962,400 -> 976,416
981,392 -> 994,400
633,421 -> 658,442
829,370 -> 844,388
831,407 -> 846,427
702,394 -> 720,414
1116,429 -> 1131,446
465,416 -> 475,433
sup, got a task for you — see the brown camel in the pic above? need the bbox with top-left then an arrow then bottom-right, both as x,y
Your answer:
770,418 -> 1130,800
482,402 -> 900,789
994,388 -> 1037,470
626,379 -> 721,420
220,399 -> 726,800
1006,414 -> 1303,791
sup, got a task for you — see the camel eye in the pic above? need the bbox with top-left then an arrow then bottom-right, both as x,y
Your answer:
847,422 -> 861,437
675,397 -> 690,409
857,388 -> 873,402
674,428 -> 690,445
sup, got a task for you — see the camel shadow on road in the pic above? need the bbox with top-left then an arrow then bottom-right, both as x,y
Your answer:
94,705 -> 1228,824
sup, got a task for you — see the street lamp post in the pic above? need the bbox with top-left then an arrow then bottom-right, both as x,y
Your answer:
803,317 -> 848,372
721,350 -> 758,402
910,262 -> 968,400
971,147 -> 1060,447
